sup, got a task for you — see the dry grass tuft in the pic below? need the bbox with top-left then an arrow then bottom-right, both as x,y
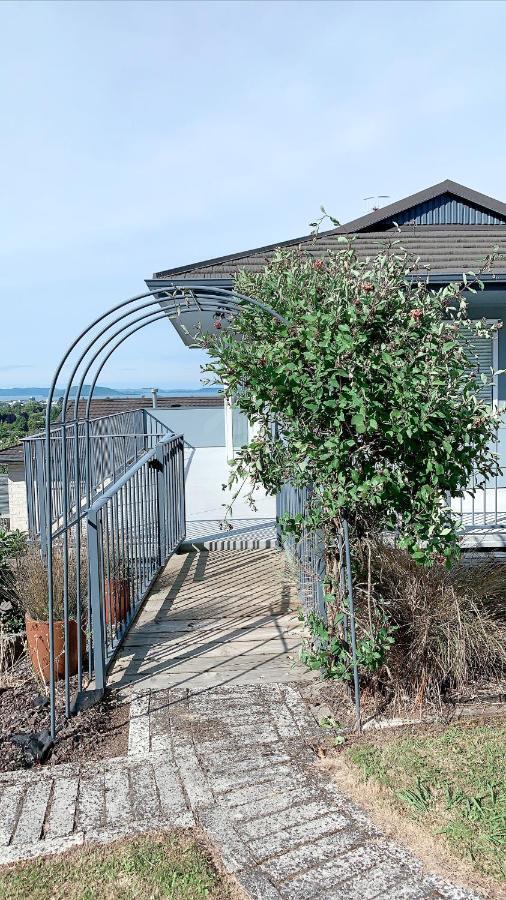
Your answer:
355,538 -> 506,705
16,543 -> 87,621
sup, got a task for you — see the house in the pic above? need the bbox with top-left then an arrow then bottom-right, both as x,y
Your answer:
147,179 -> 506,544
0,444 -> 27,531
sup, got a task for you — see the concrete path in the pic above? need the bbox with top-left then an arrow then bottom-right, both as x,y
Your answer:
109,549 -> 312,692
0,683 -> 479,899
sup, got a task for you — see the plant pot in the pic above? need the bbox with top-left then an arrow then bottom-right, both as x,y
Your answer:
104,578 -> 131,626
25,612 -> 84,684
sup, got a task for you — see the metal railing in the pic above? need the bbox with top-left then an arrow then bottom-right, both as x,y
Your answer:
24,409 -> 166,540
452,472 -> 506,531
276,481 -> 362,729
88,432 -> 185,687
276,482 -> 326,618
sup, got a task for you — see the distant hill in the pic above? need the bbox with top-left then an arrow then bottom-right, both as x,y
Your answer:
0,386 -> 221,402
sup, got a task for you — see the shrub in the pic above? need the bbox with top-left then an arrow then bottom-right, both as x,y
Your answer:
0,528 -> 26,633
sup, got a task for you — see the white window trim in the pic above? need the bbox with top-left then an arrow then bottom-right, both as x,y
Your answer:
475,318 -> 499,409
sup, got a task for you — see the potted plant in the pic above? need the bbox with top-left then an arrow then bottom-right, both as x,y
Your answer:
104,552 -> 131,627
17,544 -> 86,684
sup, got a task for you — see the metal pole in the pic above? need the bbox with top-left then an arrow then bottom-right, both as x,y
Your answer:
87,508 -> 105,692
342,517 -> 361,732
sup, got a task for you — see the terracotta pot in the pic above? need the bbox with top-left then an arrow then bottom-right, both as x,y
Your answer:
25,612 -> 84,684
104,578 -> 131,626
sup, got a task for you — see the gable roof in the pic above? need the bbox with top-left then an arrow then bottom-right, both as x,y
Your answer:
335,179 -> 506,233
151,180 -> 506,282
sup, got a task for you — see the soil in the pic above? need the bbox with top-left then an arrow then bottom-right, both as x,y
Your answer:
0,655 -> 129,772
300,675 -> 506,734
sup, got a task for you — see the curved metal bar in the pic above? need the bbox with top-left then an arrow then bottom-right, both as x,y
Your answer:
68,307 -> 166,691
62,290 -> 287,698
85,313 -> 168,414
45,283 -> 288,737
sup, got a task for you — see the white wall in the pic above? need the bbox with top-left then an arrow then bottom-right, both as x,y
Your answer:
7,463 -> 28,532
184,447 -> 275,521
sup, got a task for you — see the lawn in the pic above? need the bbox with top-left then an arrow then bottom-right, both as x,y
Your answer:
346,721 -> 506,885
0,832 -> 235,900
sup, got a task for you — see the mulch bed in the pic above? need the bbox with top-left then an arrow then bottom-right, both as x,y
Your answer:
301,676 -> 506,735
0,655 -> 129,772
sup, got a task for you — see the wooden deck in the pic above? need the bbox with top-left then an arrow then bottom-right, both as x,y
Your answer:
109,549 -> 311,692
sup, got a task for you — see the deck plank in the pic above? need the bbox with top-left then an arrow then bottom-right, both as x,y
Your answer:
109,550 -> 311,691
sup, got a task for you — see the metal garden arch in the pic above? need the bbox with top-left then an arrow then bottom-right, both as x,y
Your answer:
37,283 -> 361,743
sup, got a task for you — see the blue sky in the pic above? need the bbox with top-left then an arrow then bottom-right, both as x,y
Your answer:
1,0 -> 506,390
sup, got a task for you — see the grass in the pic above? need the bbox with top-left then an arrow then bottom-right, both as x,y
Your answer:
346,721 -> 506,884
0,832 -> 233,900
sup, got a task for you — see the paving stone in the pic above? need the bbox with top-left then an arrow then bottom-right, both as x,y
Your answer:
261,828 -> 363,882
0,832 -> 85,866
221,773 -> 307,810
12,780 -> 52,846
278,843 -> 387,900
331,859 -> 433,900
198,807 -> 255,873
203,747 -> 295,774
149,691 -> 175,753
172,731 -> 214,809
0,782 -> 25,846
77,773 -> 105,831
128,692 -> 151,756
153,760 -> 193,825
239,868 -> 284,899
241,799 -> 340,840
104,767 -> 132,827
129,761 -> 160,822
247,811 -> 352,861
229,786 -> 325,824
44,776 -> 79,839
429,880 -> 482,900
210,760 -> 294,794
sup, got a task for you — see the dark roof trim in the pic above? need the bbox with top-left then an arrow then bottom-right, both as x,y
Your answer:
338,179 -> 506,234
153,233 -> 319,279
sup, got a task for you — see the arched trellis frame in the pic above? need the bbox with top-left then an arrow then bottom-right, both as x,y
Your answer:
41,284 -> 361,741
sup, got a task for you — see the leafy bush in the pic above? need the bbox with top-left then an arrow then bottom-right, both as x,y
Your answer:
0,528 -> 26,633
202,231 -> 504,692
300,608 -> 396,681
203,237 -> 501,566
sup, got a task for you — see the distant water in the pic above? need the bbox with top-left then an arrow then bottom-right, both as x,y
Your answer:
0,386 -> 221,402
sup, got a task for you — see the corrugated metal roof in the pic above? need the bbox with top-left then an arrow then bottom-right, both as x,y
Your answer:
0,444 -> 24,464
381,195 -> 506,228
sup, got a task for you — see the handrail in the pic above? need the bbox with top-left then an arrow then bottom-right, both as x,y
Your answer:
88,431 -> 186,689
89,431 -> 183,511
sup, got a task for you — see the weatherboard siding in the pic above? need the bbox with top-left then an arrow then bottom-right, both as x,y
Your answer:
379,194 -> 506,228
